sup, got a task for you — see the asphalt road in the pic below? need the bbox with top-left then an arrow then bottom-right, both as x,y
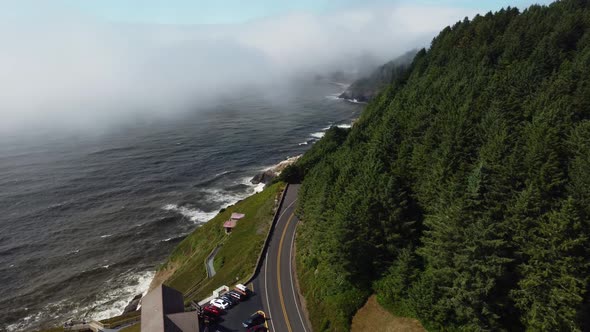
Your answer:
255,184 -> 311,332
205,184 -> 311,332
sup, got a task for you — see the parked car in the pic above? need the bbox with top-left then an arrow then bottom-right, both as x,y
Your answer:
234,283 -> 250,298
202,312 -> 219,322
203,305 -> 221,316
242,311 -> 266,328
219,297 -> 233,307
228,290 -> 243,301
210,298 -> 230,310
221,294 -> 238,305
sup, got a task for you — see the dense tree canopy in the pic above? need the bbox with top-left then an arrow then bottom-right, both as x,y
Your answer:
294,1 -> 590,331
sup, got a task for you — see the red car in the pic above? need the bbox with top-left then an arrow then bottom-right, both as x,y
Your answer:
203,305 -> 221,316
202,312 -> 219,323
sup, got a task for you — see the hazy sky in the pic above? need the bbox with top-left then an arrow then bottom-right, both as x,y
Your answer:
63,0 -> 553,24
1,0 -> 554,135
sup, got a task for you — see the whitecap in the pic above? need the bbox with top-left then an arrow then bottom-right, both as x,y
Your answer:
203,188 -> 242,205
5,299 -> 69,332
344,98 -> 367,104
310,132 -> 325,139
100,234 -> 112,238
162,204 -> 218,224
298,141 -> 308,146
336,123 -> 352,129
253,182 -> 265,193
214,170 -> 230,177
84,270 -> 155,323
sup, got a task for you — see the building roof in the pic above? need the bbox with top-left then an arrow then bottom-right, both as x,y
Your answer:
141,284 -> 200,332
231,212 -> 245,220
167,312 -> 199,332
223,220 -> 237,228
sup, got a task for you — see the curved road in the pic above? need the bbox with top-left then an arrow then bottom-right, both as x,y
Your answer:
254,184 -> 311,332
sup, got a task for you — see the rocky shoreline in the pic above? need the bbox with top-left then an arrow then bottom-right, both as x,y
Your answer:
250,155 -> 302,186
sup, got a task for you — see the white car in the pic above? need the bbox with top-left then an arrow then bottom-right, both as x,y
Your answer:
210,298 -> 230,310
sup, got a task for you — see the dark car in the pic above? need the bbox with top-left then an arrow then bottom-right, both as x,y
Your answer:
228,290 -> 243,301
242,312 -> 266,328
202,312 -> 219,322
221,294 -> 238,305
247,325 -> 267,332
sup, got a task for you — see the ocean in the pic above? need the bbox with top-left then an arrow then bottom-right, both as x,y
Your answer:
0,80 -> 362,331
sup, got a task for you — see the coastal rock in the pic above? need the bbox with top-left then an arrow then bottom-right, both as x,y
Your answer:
123,294 -> 142,314
338,90 -> 370,103
251,170 -> 277,185
250,155 -> 302,185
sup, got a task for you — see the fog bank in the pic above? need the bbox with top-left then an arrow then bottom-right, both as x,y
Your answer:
0,2 -> 476,134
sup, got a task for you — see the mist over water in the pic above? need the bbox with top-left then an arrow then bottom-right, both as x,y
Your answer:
0,80 -> 363,331
0,1 -> 475,135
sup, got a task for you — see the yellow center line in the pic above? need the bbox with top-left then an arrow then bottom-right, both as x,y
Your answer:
277,212 -> 295,332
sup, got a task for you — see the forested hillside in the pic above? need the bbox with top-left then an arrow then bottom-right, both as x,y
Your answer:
339,50 -> 416,102
289,1 -> 590,331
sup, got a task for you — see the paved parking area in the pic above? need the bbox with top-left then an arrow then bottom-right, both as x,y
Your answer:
203,284 -> 266,331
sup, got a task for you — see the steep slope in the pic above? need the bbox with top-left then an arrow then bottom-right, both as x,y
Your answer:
293,1 -> 590,331
339,50 -> 416,102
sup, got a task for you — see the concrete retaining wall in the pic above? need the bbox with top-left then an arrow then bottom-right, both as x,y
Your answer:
244,183 -> 289,284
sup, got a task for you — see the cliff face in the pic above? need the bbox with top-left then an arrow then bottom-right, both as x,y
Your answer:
339,50 -> 417,102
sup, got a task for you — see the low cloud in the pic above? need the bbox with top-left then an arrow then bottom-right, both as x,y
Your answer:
0,1 -> 477,134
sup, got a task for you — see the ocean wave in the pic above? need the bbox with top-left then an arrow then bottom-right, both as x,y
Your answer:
253,182 -> 265,193
309,123 -> 353,142
310,132 -> 325,139
238,177 -> 265,194
162,204 -> 218,224
343,98 -> 367,104
87,270 -> 154,322
214,170 -> 231,177
160,234 -> 187,243
87,146 -> 137,157
100,234 -> 112,238
7,269 -> 157,331
298,141 -> 309,146
164,172 -> 265,225
191,169 -> 237,188
5,299 -> 68,332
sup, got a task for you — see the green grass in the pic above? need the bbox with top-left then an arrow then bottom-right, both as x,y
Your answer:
160,182 -> 285,301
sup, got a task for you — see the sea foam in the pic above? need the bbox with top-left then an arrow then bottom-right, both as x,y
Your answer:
310,132 -> 325,139
162,204 -> 218,224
